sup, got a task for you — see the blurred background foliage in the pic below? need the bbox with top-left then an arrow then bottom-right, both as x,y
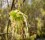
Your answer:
0,0 -> 45,40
